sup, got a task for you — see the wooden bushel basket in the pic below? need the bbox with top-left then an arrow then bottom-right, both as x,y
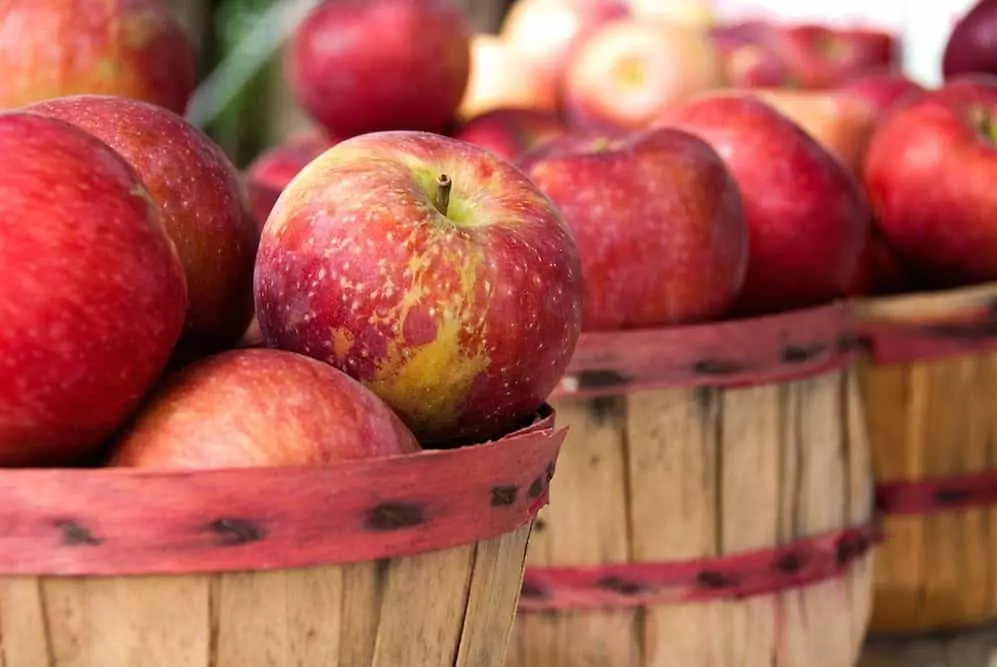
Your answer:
508,303 -> 876,667
858,282 -> 997,634
0,407 -> 566,667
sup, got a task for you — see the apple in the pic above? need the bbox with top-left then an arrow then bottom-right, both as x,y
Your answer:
746,89 -> 879,174
245,133 -> 338,225
563,18 -> 725,131
453,107 -> 566,161
943,0 -> 997,80
836,27 -> 900,69
458,34 -> 559,120
836,69 -> 927,120
863,80 -> 997,288
518,128 -> 748,330
931,72 -> 997,105
0,0 -> 196,114
709,20 -> 776,51
254,131 -> 583,445
658,94 -> 870,315
709,22 -> 798,88
0,111 -> 186,466
721,42 -> 795,88
287,0 -> 471,138
499,0 -> 629,104
774,25 -> 899,90
30,95 -> 261,354
109,348 -> 421,469
845,230 -> 908,297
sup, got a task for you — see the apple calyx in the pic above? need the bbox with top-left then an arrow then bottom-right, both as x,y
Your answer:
612,55 -> 646,88
970,106 -> 997,144
433,173 -> 452,217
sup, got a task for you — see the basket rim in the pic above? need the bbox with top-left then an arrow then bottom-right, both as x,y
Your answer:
553,300 -> 855,397
855,280 -> 997,364
0,405 -> 564,577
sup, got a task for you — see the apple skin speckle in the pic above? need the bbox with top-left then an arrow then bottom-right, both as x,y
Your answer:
255,131 -> 584,445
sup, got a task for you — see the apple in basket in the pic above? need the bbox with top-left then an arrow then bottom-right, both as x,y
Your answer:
0,0 -> 196,114
29,95 -> 261,354
864,78 -> 997,288
457,34 -> 559,120
287,0 -> 471,138
0,112 -> 187,466
109,348 -> 420,468
517,127 -> 749,330
658,93 -> 871,315
835,69 -> 927,121
254,130 -> 584,446
499,0 -> 629,106
563,17 -> 724,131
245,133 -> 339,225
453,107 -> 567,161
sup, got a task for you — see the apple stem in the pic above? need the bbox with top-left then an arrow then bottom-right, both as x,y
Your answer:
434,174 -> 452,217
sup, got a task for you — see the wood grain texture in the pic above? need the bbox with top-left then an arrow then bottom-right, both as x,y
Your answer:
0,521 -> 533,667
510,341 -> 874,666
0,407 -> 560,665
858,282 -> 997,633
0,408 -> 561,576
857,281 -> 997,365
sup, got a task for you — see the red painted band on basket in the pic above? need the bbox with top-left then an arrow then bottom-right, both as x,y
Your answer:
857,285 -> 997,366
518,519 -> 881,612
876,470 -> 997,516
0,407 -> 564,577
549,301 -> 857,400
860,320 -> 997,365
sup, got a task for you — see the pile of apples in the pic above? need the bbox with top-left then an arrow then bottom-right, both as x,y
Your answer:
255,0 -> 994,322
0,0 -> 584,471
6,0 -> 997,474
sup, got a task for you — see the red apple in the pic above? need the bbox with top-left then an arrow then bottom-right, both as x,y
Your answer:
772,25 -> 900,90
863,80 -> 997,288
943,0 -> 997,81
836,69 -> 927,120
255,131 -> 583,445
109,348 -> 420,469
245,133 -> 338,225
458,34 -> 559,120
931,72 -> 997,105
845,231 -> 908,296
746,89 -> 879,174
0,0 -> 196,114
518,128 -> 748,330
563,18 -> 725,131
0,111 -> 187,466
710,22 -> 794,88
709,20 -> 776,51
722,42 -> 796,88
837,27 -> 900,69
659,94 -> 870,314
30,95 -> 261,353
287,0 -> 471,138
453,107 -> 567,160
500,0 -> 629,107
